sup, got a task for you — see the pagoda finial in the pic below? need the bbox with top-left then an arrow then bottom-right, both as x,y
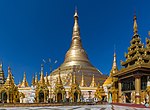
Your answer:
45,72 -> 50,86
32,74 -> 35,86
72,8 -> 80,40
57,68 -> 62,85
80,72 -> 86,87
5,66 -> 15,86
20,72 -> 29,87
35,73 -> 38,85
90,74 -> 97,87
8,66 -> 11,73
133,14 -> 138,35
110,51 -> 118,76
40,64 -> 45,85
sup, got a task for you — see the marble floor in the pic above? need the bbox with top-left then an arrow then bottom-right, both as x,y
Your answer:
0,104 -> 149,110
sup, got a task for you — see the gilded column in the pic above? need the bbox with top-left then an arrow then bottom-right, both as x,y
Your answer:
44,92 -> 46,103
135,75 -> 141,104
118,80 -> 122,103
7,92 -> 9,103
77,94 -> 80,102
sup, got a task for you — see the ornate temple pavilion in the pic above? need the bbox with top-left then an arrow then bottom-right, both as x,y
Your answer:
104,14 -> 150,105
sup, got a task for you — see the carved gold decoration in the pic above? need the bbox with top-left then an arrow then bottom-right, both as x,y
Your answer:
0,67 -> 20,103
35,64 -> 49,103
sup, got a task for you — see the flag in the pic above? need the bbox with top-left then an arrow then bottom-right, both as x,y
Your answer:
43,59 -> 46,63
54,60 -> 57,64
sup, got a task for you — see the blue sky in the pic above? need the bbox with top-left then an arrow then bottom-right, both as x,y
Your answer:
0,0 -> 150,85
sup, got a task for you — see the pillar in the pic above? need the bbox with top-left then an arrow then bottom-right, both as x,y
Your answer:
7,92 -> 9,103
44,92 -> 46,103
135,75 -> 141,104
77,93 -> 80,102
118,80 -> 122,103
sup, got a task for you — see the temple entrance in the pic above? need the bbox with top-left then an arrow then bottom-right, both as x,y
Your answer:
57,93 -> 62,102
39,91 -> 44,103
1,92 -> 7,103
74,92 -> 78,102
125,92 -> 131,103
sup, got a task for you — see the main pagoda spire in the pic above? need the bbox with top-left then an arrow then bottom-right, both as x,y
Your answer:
50,9 -> 106,87
61,9 -> 93,67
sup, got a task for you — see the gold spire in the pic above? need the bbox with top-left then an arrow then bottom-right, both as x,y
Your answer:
80,72 -> 86,87
110,52 -> 118,76
20,72 -> 29,87
45,72 -> 50,86
56,68 -> 63,85
32,74 -> 35,86
73,72 -> 77,84
69,73 -> 73,86
40,64 -> 45,85
90,74 -> 97,87
61,9 -> 93,67
5,66 -> 15,86
35,73 -> 38,85
133,14 -> 138,35
72,9 -> 80,40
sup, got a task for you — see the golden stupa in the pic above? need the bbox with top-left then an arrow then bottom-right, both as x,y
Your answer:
50,10 -> 106,87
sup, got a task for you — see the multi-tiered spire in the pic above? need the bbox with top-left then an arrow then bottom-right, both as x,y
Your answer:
133,15 -> 138,35
121,14 -> 145,67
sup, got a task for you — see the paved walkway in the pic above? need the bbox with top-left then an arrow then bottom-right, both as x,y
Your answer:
0,104 -> 149,110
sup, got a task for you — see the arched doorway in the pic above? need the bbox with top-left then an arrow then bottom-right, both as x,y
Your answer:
39,91 -> 44,103
74,92 -> 78,102
1,92 -> 7,103
57,93 -> 62,102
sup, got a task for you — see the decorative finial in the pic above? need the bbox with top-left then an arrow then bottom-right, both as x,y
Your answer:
21,72 -> 29,87
90,74 -> 97,87
133,14 -> 138,34
32,74 -> 35,86
45,72 -> 50,86
80,72 -> 86,87
8,66 -> 11,73
57,68 -> 62,85
74,7 -> 78,18
110,51 -> 118,76
72,8 -> 80,40
41,64 -> 43,71
35,73 -> 38,85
